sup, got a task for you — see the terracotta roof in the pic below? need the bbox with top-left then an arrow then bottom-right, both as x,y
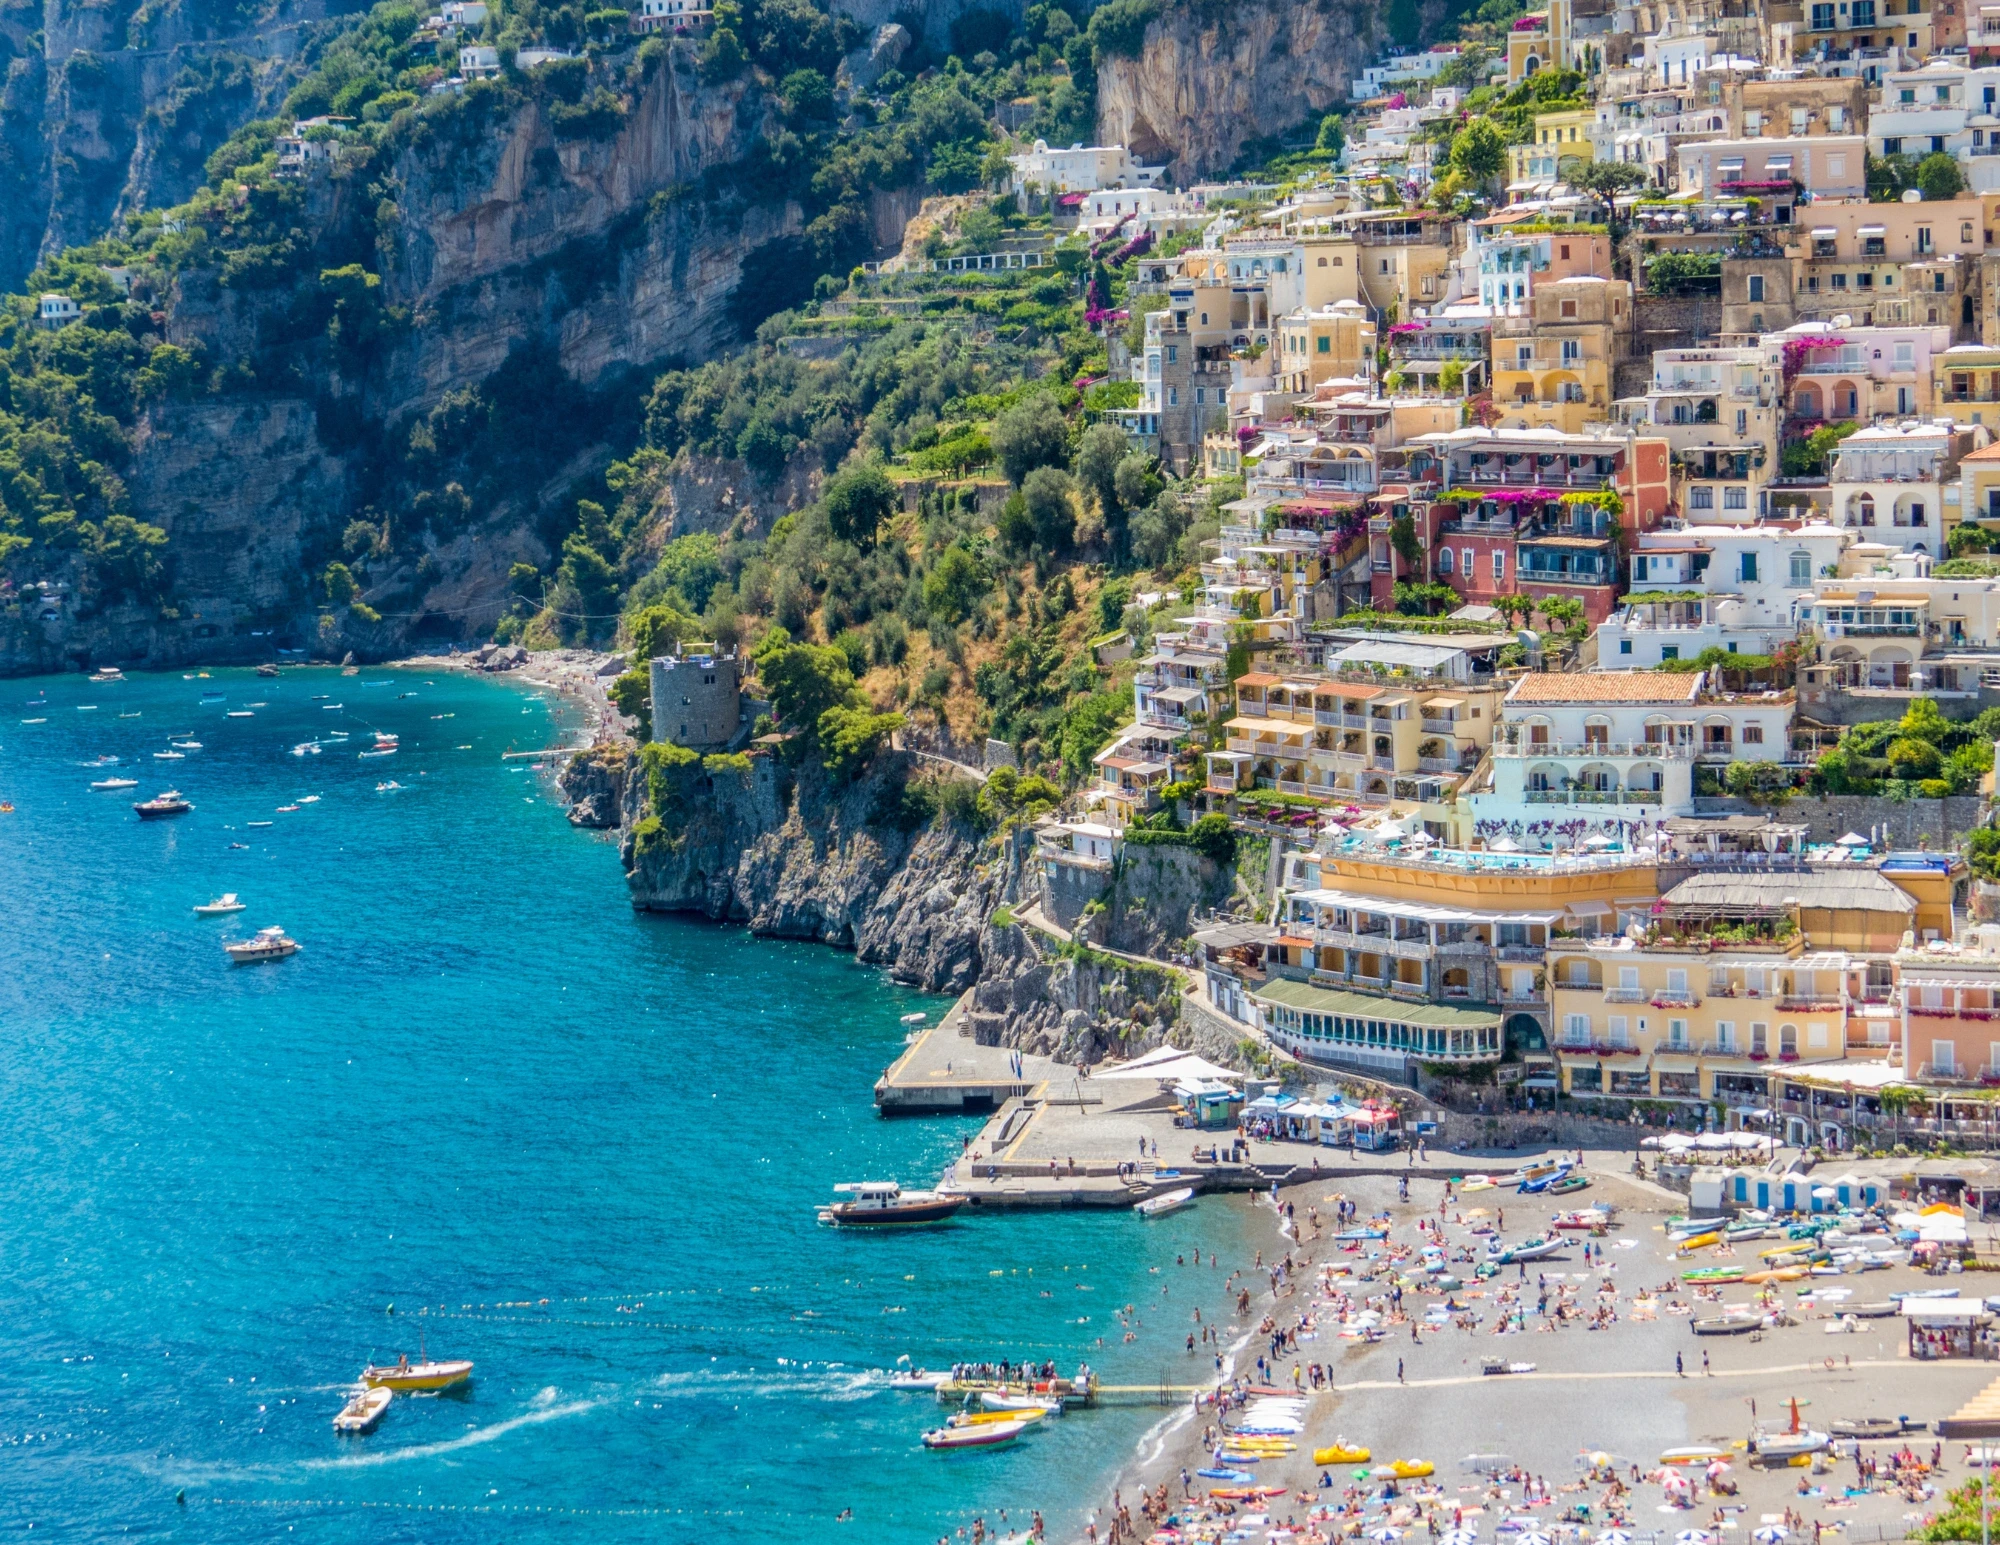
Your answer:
1506,673 -> 1702,705
1236,672 -> 1285,687
1963,442 -> 2000,463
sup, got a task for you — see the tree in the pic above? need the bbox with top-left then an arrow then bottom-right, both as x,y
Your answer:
823,462 -> 898,547
1113,452 -> 1161,514
1022,466 -> 1077,552
991,395 -> 1069,485
1492,592 -> 1535,629
626,601 -> 700,662
922,543 -> 988,624
1129,490 -> 1189,570
1449,120 -> 1507,187
817,704 -> 906,781
1187,813 -> 1238,865
1315,113 -> 1346,157
1073,422 -> 1129,520
757,643 -> 859,737
1565,158 -> 1645,202
1918,150 -> 1965,202
323,562 -> 359,604
1537,595 -> 1586,638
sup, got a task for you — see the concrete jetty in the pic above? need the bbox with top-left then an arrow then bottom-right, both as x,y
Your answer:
873,992 -> 1053,1114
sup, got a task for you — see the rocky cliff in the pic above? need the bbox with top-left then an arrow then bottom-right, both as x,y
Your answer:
592,743 -> 1235,1067
0,0 -> 334,292
1093,0 -> 1453,179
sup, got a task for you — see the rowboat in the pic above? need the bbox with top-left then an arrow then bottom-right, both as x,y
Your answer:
1136,1187 -> 1196,1218
361,1355 -> 473,1392
923,1417 -> 1031,1450
333,1386 -> 393,1433
1691,1314 -> 1764,1336
1546,1173 -> 1591,1195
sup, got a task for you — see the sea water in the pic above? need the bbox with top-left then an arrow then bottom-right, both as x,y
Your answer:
0,667 -> 1255,1542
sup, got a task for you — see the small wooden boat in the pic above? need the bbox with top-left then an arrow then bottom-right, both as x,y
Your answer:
333,1386 -> 392,1433
361,1355 -> 473,1392
1136,1186 -> 1196,1218
1691,1314 -> 1764,1336
194,893 -> 246,915
819,1181 -> 964,1226
1830,1417 -> 1911,1439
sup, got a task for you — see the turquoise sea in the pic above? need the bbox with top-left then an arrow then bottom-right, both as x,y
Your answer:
0,666 -> 1254,1542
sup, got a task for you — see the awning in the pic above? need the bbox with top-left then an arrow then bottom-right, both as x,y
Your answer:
1767,155 -> 1793,171
1904,1301 -> 1990,1321
1422,696 -> 1467,709
1811,227 -> 1836,238
1224,715 -> 1313,737
1860,224 -> 1887,236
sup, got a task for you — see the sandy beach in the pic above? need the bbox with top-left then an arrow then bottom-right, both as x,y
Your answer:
1076,1151 -> 1994,1545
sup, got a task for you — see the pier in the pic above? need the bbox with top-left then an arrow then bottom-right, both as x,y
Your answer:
873,993 -> 1056,1114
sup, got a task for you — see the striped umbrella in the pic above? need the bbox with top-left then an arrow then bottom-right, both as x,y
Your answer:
1440,1532 -> 1480,1545
1752,1529 -> 1790,1545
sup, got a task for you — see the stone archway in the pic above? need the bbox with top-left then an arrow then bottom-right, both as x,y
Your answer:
1505,1013 -> 1547,1056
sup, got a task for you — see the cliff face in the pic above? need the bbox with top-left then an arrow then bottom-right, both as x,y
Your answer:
1094,0 -> 1444,179
0,0 -> 331,292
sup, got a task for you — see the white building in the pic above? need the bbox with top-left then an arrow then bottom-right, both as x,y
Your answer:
459,44 -> 500,76
38,293 -> 78,328
1008,141 -> 1165,197
1601,525 -> 1851,665
1466,672 -> 1793,850
1133,629 -> 1231,736
1869,59 -> 2000,188
1830,420 -> 1974,554
1350,46 -> 1463,100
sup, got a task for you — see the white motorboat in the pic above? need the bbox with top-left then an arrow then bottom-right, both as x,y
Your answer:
226,710 -> 254,718
1751,1398 -> 1829,1460
172,740 -> 202,750
224,926 -> 299,964
818,1181 -> 965,1227
333,1386 -> 393,1434
153,750 -> 185,760
1135,1187 -> 1196,1218
195,893 -> 246,916
888,1369 -> 951,1391
90,777 -> 138,790
976,1390 -> 1063,1414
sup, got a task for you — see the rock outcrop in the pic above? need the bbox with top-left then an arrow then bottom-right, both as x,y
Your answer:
1094,0 -> 1444,179
559,744 -> 632,829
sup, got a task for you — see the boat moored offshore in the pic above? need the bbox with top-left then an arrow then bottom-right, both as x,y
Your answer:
224,926 -> 299,964
361,1354 -> 474,1392
818,1181 -> 965,1227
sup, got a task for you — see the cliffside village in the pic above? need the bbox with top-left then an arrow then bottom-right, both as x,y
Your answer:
1009,0 -> 2000,1151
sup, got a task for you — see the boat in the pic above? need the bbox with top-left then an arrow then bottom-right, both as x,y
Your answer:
1676,1231 -> 1723,1253
226,710 -> 254,718
1314,1443 -> 1371,1465
20,717 -> 45,724
333,1386 -> 393,1434
375,781 -> 403,793
246,820 -> 273,828
299,795 -> 321,804
194,893 -> 246,916
1546,1173 -> 1592,1195
1661,1444 -> 1730,1466
134,790 -> 192,819
900,1011 -> 927,1026
172,740 -> 202,750
1480,1359 -> 1537,1375
977,1390 -> 1063,1414
291,742 -> 321,757
118,712 -> 141,718
923,1418 -> 1031,1450
1499,1236 -> 1562,1264
89,667 -> 124,683
153,750 -> 185,760
1751,1399 -> 1829,1461
1681,1267 -> 1746,1285
888,1370 -> 950,1392
91,777 -> 139,790
224,926 -> 299,964
1851,1302 -> 1900,1318
950,1407 -> 1047,1429
256,663 -> 280,677
1551,1208 -> 1614,1232
1136,1187 -> 1196,1218
1333,1227 -> 1388,1241
361,1354 -> 474,1392
85,754 -> 120,766
1691,1314 -> 1765,1336
323,703 -> 344,711
359,748 -> 397,759
818,1181 -> 965,1227
201,690 -> 225,700
1385,1459 -> 1434,1479
277,804 -> 302,813
1829,1417 -> 1914,1439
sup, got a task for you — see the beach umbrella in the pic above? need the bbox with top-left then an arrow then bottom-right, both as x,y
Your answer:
1752,1529 -> 1789,1544
1441,1532 -> 1479,1545
1371,1528 -> 1405,1542
1704,1461 -> 1732,1480
1837,832 -> 1869,847
1517,1532 -> 1553,1545
1675,1531 -> 1713,1545
1812,1186 -> 1837,1200
1596,1532 -> 1633,1545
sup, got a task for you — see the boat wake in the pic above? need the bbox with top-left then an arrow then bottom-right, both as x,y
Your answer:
651,1365 -> 881,1404
299,1394 -> 601,1470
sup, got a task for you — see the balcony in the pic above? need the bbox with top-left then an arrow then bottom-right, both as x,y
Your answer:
1420,717 -> 1463,736
1778,995 -> 1844,1012
1604,987 -> 1649,1002
1496,944 -> 1545,962
1496,740 -> 1694,759
1525,789 -> 1667,806
1651,991 -> 1702,1008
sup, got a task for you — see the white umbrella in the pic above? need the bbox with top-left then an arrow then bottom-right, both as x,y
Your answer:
1491,836 -> 1523,853
1597,1533 -> 1633,1545
1371,1529 -> 1406,1542
1837,832 -> 1869,846
1812,1186 -> 1838,1199
1753,1529 -> 1789,1544
1584,833 -> 1616,849
1442,1533 -> 1480,1545
1676,1532 -> 1713,1545
1518,1533 -> 1553,1545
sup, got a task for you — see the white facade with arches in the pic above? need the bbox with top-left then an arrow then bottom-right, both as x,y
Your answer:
1599,524 -> 1852,665
1829,421 -> 1976,556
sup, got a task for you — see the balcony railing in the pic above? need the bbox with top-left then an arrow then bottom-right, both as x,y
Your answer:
1604,987 -> 1649,1002
1778,995 -> 1844,1012
1420,718 -> 1463,736
1526,789 -> 1666,805
1498,740 -> 1694,759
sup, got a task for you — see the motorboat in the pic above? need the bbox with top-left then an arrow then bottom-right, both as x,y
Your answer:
359,747 -> 397,759
922,1417 -> 1031,1450
224,926 -> 299,964
172,740 -> 202,750
1136,1187 -> 1196,1218
888,1369 -> 950,1392
201,690 -> 225,700
949,1407 -> 1047,1429
977,1390 -> 1063,1414
291,742 -> 321,757
1498,1236 -> 1562,1264
256,663 -> 280,677
376,781 -> 404,793
89,667 -> 124,683
246,820 -> 273,828
1550,1208 -> 1614,1231
195,893 -> 246,916
91,777 -> 139,790
153,750 -> 185,760
818,1181 -> 965,1227
361,1354 -> 474,1392
226,710 -> 254,718
1480,1359 -> 1537,1375
277,804 -> 302,813
1750,1398 -> 1829,1461
84,754 -> 119,766
134,790 -> 192,819
1829,1417 -> 1914,1440
333,1386 -> 392,1433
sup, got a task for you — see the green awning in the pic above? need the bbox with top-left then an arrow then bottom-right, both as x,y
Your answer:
1250,977 -> 1502,1030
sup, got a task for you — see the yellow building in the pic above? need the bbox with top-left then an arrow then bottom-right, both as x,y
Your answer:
1935,345 -> 2000,431
1508,108 -> 1597,191
1490,276 -> 1632,431
1275,302 -> 1378,395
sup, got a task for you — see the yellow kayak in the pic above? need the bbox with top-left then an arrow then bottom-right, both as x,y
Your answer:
1676,1232 -> 1721,1254
1315,1444 -> 1372,1465
1760,1242 -> 1811,1260
361,1357 -> 474,1392
1742,1267 -> 1805,1284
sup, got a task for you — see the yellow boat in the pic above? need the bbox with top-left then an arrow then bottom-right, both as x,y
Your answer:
1676,1232 -> 1721,1253
1759,1242 -> 1811,1260
361,1355 -> 474,1392
1315,1444 -> 1372,1465
1742,1267 -> 1805,1284
951,1407 -> 1047,1428
1390,1459 -> 1434,1478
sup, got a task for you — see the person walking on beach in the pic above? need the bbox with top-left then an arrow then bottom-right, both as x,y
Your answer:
1676,1351 -> 1684,1377
1398,1358 -> 1405,1383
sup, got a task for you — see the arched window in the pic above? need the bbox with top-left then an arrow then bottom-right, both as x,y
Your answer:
1855,493 -> 1875,527
1437,547 -> 1454,575
1789,550 -> 1812,586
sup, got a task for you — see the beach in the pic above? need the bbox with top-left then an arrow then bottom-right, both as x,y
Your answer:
1071,1154 -> 1992,1545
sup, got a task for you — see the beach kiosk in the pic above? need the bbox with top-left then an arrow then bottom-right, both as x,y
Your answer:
1349,1105 -> 1401,1152
1905,1299 -> 1994,1360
